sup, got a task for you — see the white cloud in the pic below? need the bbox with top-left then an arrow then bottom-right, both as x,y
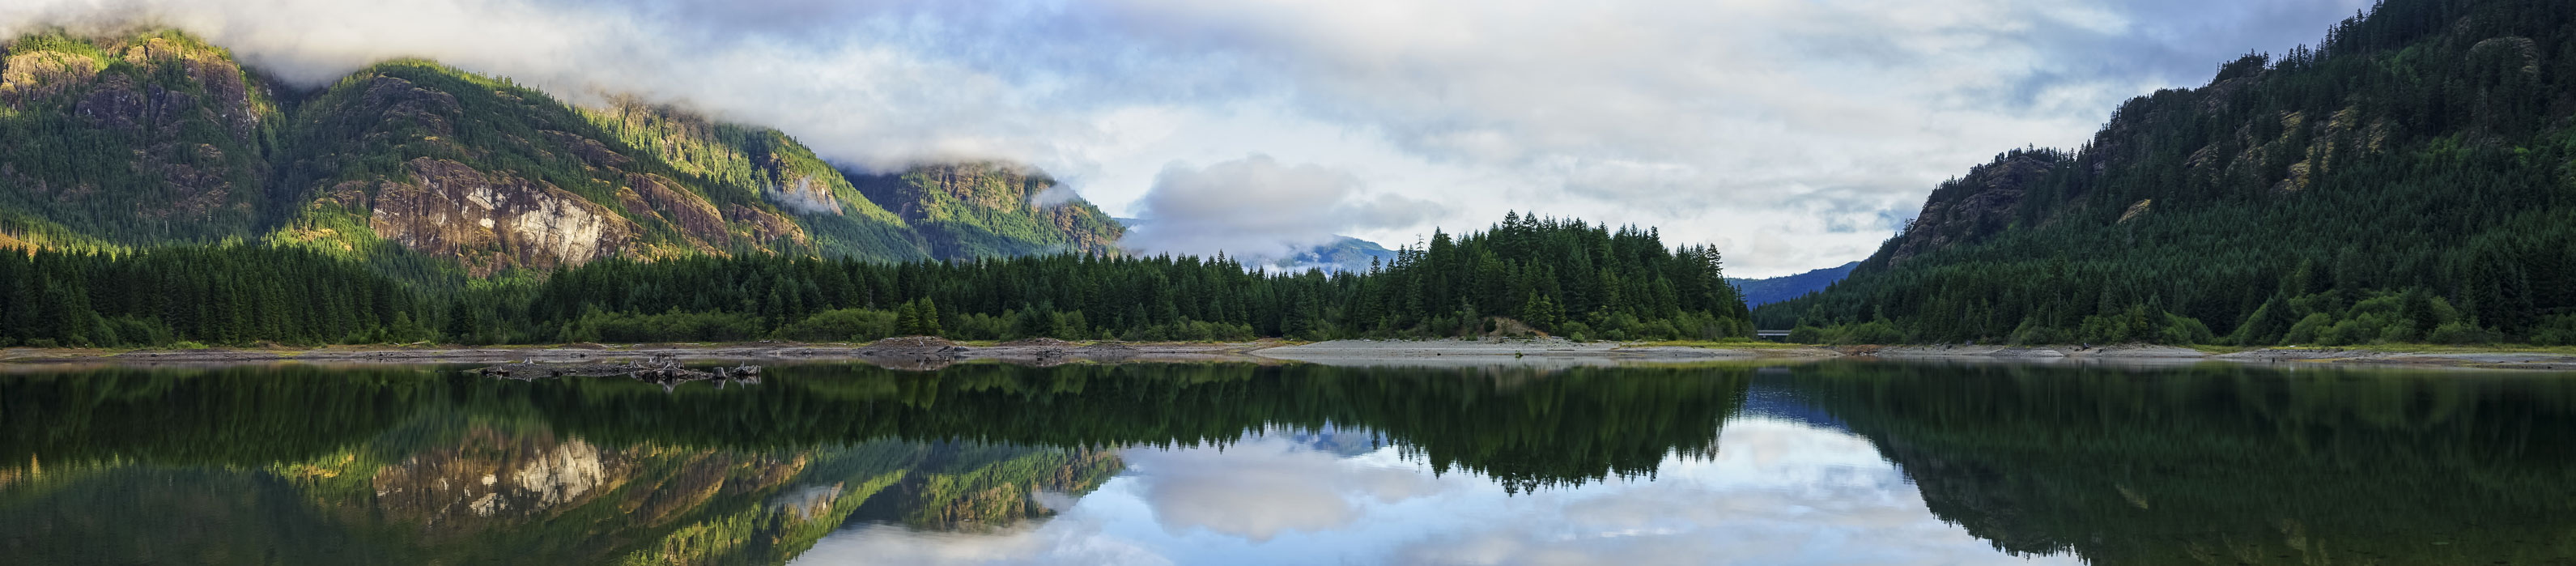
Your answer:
1,0 -> 2372,277
1119,155 -> 1442,261
1120,431 -> 1448,542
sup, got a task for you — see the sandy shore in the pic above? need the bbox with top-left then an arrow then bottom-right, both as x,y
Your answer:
2,338 -> 2570,371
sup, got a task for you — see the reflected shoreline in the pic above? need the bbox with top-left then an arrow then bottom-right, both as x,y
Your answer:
9,336 -> 2574,372
4,361 -> 2573,564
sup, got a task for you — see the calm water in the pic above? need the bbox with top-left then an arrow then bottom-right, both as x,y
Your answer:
2,360 -> 2571,565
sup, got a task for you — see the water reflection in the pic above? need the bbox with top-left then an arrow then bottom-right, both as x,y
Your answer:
795,419 -> 2068,566
1,361 -> 2571,564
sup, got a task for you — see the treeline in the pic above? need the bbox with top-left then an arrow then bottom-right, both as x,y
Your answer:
0,245 -> 436,347
1761,0 -> 2576,347
0,213 -> 1754,347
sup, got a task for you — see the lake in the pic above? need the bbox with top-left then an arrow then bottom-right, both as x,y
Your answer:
2,360 -> 2570,565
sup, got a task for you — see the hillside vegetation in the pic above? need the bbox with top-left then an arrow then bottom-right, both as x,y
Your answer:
0,30 -> 1118,275
1760,0 -> 2576,347
0,213 -> 1753,347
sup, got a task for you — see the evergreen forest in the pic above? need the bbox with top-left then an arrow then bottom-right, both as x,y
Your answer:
1759,0 -> 2576,347
0,213 -> 1753,347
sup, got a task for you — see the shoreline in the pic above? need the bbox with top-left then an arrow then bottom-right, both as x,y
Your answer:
0,338 -> 2570,371
1838,344 -> 2576,371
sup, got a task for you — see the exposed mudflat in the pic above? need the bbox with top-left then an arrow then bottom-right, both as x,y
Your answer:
1248,338 -> 1841,367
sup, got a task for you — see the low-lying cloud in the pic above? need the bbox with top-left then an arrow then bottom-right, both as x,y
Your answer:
1119,155 -> 1441,261
765,177 -> 843,215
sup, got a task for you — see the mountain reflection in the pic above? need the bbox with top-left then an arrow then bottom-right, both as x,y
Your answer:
0,363 -> 1752,564
2,361 -> 2572,564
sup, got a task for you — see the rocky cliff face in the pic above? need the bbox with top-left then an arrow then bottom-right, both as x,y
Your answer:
361,424 -> 816,543
276,61 -> 858,268
1880,150 -> 2061,269
368,430 -> 623,533
368,158 -> 635,276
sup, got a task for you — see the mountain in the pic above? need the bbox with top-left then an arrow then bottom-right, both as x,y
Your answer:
1277,236 -> 1399,273
0,32 -> 278,248
0,364 -> 1123,565
848,163 -> 1122,261
0,30 -> 1117,275
1729,261 -> 1857,309
1758,0 -> 2576,346
1113,218 -> 1399,273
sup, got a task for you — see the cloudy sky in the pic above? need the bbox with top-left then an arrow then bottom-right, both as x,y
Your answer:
3,0 -> 2373,276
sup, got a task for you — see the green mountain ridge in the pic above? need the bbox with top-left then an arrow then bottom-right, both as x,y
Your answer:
1728,261 -> 1857,309
1759,0 -> 2576,346
0,30 -> 1121,275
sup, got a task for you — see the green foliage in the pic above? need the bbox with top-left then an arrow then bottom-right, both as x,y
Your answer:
2533,314 -> 2576,346
1813,320 -> 1905,345
559,309 -> 763,343
0,245 -> 431,347
0,31 -> 279,244
848,164 -> 1122,260
1796,361 -> 2576,565
519,212 -> 1753,343
771,308 -> 898,342
895,297 -> 943,337
578,101 -> 931,261
1758,0 -> 2576,346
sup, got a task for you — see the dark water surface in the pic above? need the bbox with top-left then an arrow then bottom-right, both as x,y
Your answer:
2,360 -> 2571,565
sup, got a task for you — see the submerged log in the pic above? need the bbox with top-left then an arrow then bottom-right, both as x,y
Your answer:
474,357 -> 763,391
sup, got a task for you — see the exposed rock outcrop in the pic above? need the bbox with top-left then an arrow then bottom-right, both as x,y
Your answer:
370,158 -> 635,276
369,429 -> 626,534
0,50 -> 103,108
618,172 -> 729,249
1883,151 -> 2060,267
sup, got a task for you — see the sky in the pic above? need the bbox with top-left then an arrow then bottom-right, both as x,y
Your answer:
2,0 -> 2375,277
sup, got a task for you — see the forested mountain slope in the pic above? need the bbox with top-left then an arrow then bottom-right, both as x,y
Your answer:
1759,0 -> 2576,346
0,30 -> 1119,275
848,163 -> 1123,261
0,32 -> 280,247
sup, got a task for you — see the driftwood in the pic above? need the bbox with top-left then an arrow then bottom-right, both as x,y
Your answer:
475,355 -> 762,392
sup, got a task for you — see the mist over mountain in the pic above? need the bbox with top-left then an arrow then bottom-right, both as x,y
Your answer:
0,31 -> 1118,271
1115,217 -> 1397,273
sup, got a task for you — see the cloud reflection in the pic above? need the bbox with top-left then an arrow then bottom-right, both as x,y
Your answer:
1122,431 -> 1450,541
791,420 -> 2081,565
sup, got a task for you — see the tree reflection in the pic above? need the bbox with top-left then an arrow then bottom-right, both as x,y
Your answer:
1791,361 -> 2576,565
0,362 -> 1755,564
